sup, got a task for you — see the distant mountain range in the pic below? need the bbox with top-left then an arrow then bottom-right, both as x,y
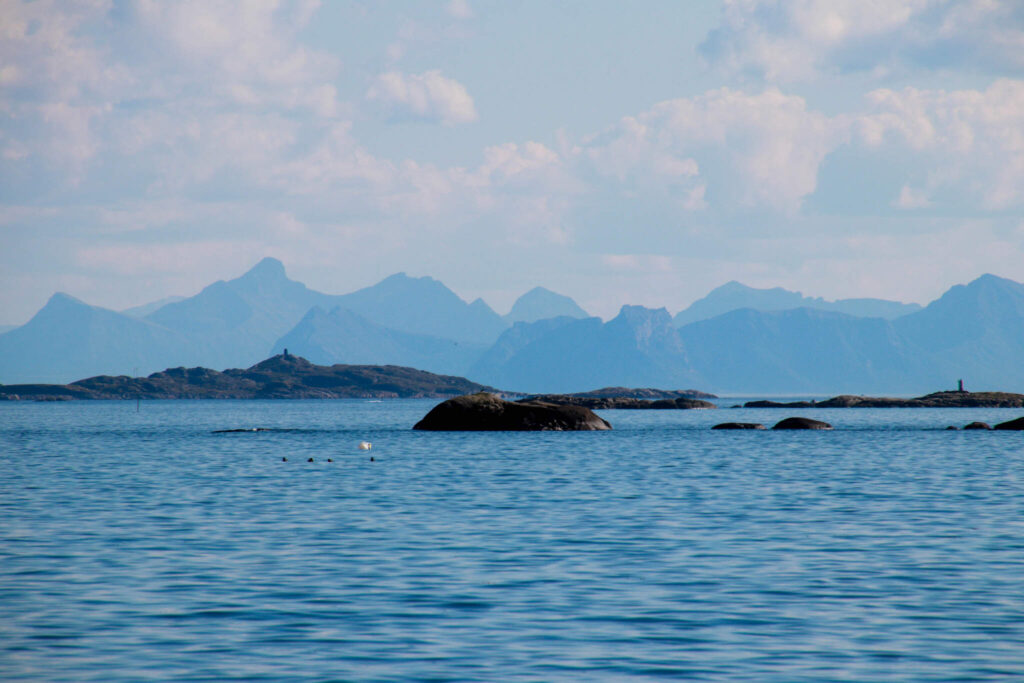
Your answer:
0,259 -> 531,384
673,280 -> 921,326
2,259 -> 1023,394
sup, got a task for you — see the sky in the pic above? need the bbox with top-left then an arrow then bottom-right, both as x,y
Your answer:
2,0 -> 1023,324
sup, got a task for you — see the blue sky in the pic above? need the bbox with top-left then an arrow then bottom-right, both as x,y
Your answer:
2,0 -> 1023,323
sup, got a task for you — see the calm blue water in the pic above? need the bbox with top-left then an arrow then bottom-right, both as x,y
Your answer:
3,399 -> 1024,681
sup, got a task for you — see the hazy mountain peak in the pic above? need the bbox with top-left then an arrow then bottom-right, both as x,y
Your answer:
238,257 -> 288,282
330,273 -> 508,344
468,297 -> 498,314
380,271 -> 434,286
506,286 -> 589,323
33,293 -> 92,320
966,273 -> 1023,292
47,291 -> 86,305
728,280 -> 804,296
613,305 -> 672,327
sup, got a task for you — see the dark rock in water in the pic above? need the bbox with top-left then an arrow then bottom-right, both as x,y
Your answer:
712,422 -> 766,430
212,427 -> 269,433
772,417 -> 833,430
963,422 -> 992,430
413,392 -> 612,431
945,425 -> 958,430
994,416 -> 1024,431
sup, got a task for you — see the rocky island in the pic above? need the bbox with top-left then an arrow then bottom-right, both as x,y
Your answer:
0,353 -> 495,400
414,393 -> 612,431
522,387 -> 717,410
744,390 -> 1024,409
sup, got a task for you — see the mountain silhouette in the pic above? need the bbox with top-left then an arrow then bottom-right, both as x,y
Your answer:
470,306 -> 701,393
4,262 -> 1024,393
328,272 -> 508,344
270,306 -> 484,376
892,274 -> 1024,389
0,293 -> 193,384
678,307 -> 934,394
504,286 -> 589,323
674,280 -> 921,326
145,257 -> 337,369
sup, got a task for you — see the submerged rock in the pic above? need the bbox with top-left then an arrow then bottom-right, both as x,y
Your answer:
711,422 -> 766,430
994,416 -> 1024,431
963,422 -> 992,430
772,417 -> 833,430
413,392 -> 612,431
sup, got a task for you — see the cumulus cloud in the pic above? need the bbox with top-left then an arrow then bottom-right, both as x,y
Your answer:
859,79 -> 1024,209
581,88 -> 840,212
702,0 -> 1024,82
0,0 -> 342,178
367,70 -> 478,125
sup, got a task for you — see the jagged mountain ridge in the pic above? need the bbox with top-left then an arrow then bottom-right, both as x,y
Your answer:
469,306 -> 703,393
468,274 -> 1024,394
3,264 -> 1023,393
0,259 -> 515,384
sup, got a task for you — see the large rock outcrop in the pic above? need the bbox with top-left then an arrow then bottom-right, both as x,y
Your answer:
413,393 -> 612,431
772,417 -> 833,430
994,416 -> 1024,431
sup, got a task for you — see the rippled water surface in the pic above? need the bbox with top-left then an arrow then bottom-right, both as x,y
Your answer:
3,400 -> 1024,681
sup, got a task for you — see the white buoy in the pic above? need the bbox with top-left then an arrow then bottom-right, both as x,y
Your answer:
358,441 -> 372,451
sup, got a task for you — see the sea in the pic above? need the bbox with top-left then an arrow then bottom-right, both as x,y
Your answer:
3,398 -> 1024,682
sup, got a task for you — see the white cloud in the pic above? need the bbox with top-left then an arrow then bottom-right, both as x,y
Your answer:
859,79 -> 1024,209
0,0 -> 342,179
367,70 -> 478,125
133,1 -> 331,82
446,0 -> 473,20
582,88 -> 840,212
895,185 -> 931,209
702,0 -> 1024,82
